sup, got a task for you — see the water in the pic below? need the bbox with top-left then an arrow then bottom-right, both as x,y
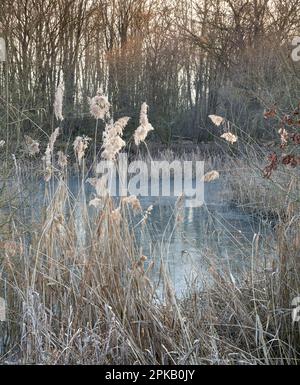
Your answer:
20,176 -> 270,295
131,182 -> 267,294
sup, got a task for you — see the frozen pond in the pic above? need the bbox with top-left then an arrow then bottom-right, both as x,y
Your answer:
16,175 -> 271,295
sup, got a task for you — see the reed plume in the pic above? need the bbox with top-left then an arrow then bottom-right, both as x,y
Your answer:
88,91 -> 110,121
209,114 -> 224,126
101,117 -> 129,160
220,132 -> 238,144
134,102 -> 154,146
201,170 -> 220,182
53,79 -> 64,121
73,135 -> 91,163
42,127 -> 60,181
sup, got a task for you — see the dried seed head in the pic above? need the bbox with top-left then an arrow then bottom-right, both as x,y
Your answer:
141,204 -> 153,224
134,102 -> 154,146
53,80 -> 64,121
122,195 -> 142,213
220,132 -> 238,144
101,117 -> 129,160
209,114 -> 224,126
201,170 -> 220,182
73,135 -> 91,163
42,128 -> 60,182
49,127 -> 60,152
88,92 -> 110,120
24,136 -> 40,156
57,151 -> 68,169
278,128 -> 289,147
89,197 -> 103,209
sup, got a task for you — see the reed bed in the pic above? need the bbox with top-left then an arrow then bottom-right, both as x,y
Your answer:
0,99 -> 299,365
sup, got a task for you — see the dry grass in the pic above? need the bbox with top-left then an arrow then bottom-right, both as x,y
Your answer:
0,101 -> 299,365
0,147 -> 299,365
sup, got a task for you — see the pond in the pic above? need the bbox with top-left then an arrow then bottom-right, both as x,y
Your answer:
19,175 -> 271,295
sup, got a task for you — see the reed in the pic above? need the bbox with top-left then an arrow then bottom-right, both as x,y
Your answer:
0,101 -> 299,365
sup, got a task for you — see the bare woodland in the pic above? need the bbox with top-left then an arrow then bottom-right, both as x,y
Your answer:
1,0 -> 300,144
